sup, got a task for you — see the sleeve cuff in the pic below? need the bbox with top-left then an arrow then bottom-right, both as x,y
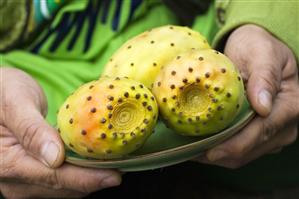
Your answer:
212,1 -> 299,63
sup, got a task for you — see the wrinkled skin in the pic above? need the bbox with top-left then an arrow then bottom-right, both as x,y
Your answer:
196,24 -> 299,168
0,68 -> 121,198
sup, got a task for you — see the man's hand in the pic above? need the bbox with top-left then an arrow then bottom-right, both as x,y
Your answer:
196,24 -> 299,168
0,68 -> 121,198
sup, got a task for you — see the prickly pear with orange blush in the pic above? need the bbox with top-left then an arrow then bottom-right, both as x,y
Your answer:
57,77 -> 158,159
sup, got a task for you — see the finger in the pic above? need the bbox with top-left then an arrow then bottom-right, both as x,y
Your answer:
7,106 -> 64,168
224,26 -> 283,117
205,86 -> 298,162
246,66 -> 280,117
243,47 -> 284,117
0,182 -> 87,199
243,124 -> 297,160
2,69 -> 64,168
2,151 -> 121,193
205,116 -> 262,161
233,125 -> 297,168
196,124 -> 297,169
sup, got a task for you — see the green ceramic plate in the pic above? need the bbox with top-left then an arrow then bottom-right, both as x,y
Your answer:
65,100 -> 255,171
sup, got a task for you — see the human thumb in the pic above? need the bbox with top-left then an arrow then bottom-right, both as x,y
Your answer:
2,68 -> 65,168
6,100 -> 65,168
223,25 -> 283,118
245,64 -> 280,117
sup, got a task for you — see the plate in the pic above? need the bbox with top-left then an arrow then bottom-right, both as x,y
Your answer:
65,100 -> 255,171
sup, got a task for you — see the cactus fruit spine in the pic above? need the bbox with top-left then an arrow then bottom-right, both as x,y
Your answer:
152,49 -> 245,136
57,77 -> 158,159
102,25 -> 210,89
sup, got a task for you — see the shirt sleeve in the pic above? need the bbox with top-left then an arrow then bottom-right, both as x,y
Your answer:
212,0 -> 299,63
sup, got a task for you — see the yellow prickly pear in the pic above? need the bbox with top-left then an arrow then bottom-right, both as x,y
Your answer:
57,77 -> 158,159
102,25 -> 210,89
152,49 -> 245,136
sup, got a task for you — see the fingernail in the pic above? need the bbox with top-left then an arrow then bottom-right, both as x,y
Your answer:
101,175 -> 121,189
207,150 -> 227,162
258,89 -> 272,112
41,141 -> 60,167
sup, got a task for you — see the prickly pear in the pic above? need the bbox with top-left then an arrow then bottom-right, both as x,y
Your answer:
57,77 -> 158,159
152,49 -> 245,136
102,25 -> 210,89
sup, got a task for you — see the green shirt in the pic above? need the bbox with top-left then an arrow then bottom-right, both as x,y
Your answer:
1,0 -> 298,192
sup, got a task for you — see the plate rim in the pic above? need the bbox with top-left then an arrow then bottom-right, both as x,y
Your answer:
66,109 -> 255,166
